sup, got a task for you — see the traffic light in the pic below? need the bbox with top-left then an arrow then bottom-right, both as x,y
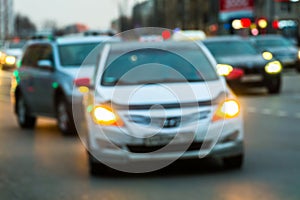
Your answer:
232,18 -> 252,29
240,18 -> 251,28
257,18 -> 268,29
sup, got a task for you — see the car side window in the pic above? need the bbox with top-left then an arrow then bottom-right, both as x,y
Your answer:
22,45 -> 41,67
22,44 -> 54,68
38,45 -> 55,68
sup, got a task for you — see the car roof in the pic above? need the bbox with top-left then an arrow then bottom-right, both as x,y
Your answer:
26,36 -> 113,46
109,41 -> 204,52
203,35 -> 245,43
251,34 -> 286,41
55,35 -> 113,45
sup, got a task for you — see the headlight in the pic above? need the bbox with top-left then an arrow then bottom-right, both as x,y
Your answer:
265,61 -> 282,74
5,56 -> 16,65
262,51 -> 273,60
212,99 -> 240,122
298,50 -> 300,60
216,64 -> 233,76
92,104 -> 123,126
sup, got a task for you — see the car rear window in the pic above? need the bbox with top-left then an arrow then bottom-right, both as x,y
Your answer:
101,48 -> 218,86
58,43 -> 99,67
255,38 -> 293,48
205,41 -> 258,57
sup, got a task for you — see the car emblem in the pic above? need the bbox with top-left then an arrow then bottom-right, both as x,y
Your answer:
163,117 -> 180,128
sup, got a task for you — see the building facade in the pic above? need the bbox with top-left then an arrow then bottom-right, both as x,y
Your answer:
0,0 -> 14,41
131,0 -> 300,42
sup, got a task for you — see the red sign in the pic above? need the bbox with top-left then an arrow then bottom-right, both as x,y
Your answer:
220,0 -> 254,12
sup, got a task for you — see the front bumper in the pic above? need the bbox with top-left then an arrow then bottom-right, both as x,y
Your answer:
89,139 -> 244,165
227,71 -> 281,87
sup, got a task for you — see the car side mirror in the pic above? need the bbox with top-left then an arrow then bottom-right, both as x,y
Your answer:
37,60 -> 53,70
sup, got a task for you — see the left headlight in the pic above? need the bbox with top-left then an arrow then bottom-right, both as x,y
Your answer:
92,104 -> 124,127
265,61 -> 282,74
5,56 -> 16,65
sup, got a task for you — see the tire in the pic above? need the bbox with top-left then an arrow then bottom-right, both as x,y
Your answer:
223,154 -> 244,170
296,64 -> 300,73
56,96 -> 76,136
88,152 -> 112,176
266,76 -> 281,94
16,93 -> 36,129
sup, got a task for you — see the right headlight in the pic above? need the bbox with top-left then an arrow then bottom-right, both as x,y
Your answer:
265,61 -> 282,74
5,56 -> 16,65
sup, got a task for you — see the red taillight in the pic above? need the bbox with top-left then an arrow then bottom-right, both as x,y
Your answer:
227,68 -> 244,80
74,78 -> 90,87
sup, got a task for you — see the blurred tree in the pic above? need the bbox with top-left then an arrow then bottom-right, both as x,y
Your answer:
42,20 -> 57,32
14,13 -> 37,38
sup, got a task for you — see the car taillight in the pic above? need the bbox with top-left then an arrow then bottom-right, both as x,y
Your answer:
92,104 -> 124,126
227,68 -> 244,80
212,99 -> 240,122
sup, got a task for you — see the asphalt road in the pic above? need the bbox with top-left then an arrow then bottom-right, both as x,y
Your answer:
0,69 -> 300,200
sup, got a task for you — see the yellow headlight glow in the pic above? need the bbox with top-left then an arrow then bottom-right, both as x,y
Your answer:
92,105 -> 123,126
262,51 -> 273,60
212,99 -> 240,122
265,61 -> 282,74
298,50 -> 300,60
216,64 -> 233,76
5,56 -> 16,65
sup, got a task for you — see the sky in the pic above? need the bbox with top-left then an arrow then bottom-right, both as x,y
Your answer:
14,0 -> 137,30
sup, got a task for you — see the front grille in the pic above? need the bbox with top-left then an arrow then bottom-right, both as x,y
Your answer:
242,67 -> 263,75
127,141 -> 212,153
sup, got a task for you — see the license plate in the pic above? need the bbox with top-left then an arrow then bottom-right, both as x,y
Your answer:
281,58 -> 295,65
241,74 -> 263,82
144,132 -> 194,146
144,134 -> 174,146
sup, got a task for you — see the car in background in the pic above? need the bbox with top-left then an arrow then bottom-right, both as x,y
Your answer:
172,30 -> 206,41
11,35 -> 112,135
203,36 -> 282,94
76,41 -> 244,175
0,39 -> 26,70
250,35 -> 300,72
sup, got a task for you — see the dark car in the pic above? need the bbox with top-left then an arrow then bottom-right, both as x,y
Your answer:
203,36 -> 282,94
11,36 -> 112,135
250,35 -> 300,72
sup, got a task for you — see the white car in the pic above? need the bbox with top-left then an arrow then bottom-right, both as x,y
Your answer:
0,40 -> 26,69
75,41 -> 244,175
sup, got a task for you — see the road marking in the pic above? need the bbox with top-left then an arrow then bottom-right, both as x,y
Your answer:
261,109 -> 272,115
277,111 -> 288,117
247,107 -> 257,113
246,107 -> 300,120
0,71 -> 13,78
295,113 -> 300,119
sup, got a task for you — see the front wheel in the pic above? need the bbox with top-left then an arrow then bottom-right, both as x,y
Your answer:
56,96 -> 76,136
266,76 -> 281,94
296,64 -> 300,73
16,93 -> 36,129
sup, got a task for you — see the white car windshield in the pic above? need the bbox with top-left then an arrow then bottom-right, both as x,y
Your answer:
101,48 -> 218,86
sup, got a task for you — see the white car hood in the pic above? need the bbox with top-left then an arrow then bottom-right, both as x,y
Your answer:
96,80 -> 226,105
5,49 -> 22,57
59,65 -> 95,79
